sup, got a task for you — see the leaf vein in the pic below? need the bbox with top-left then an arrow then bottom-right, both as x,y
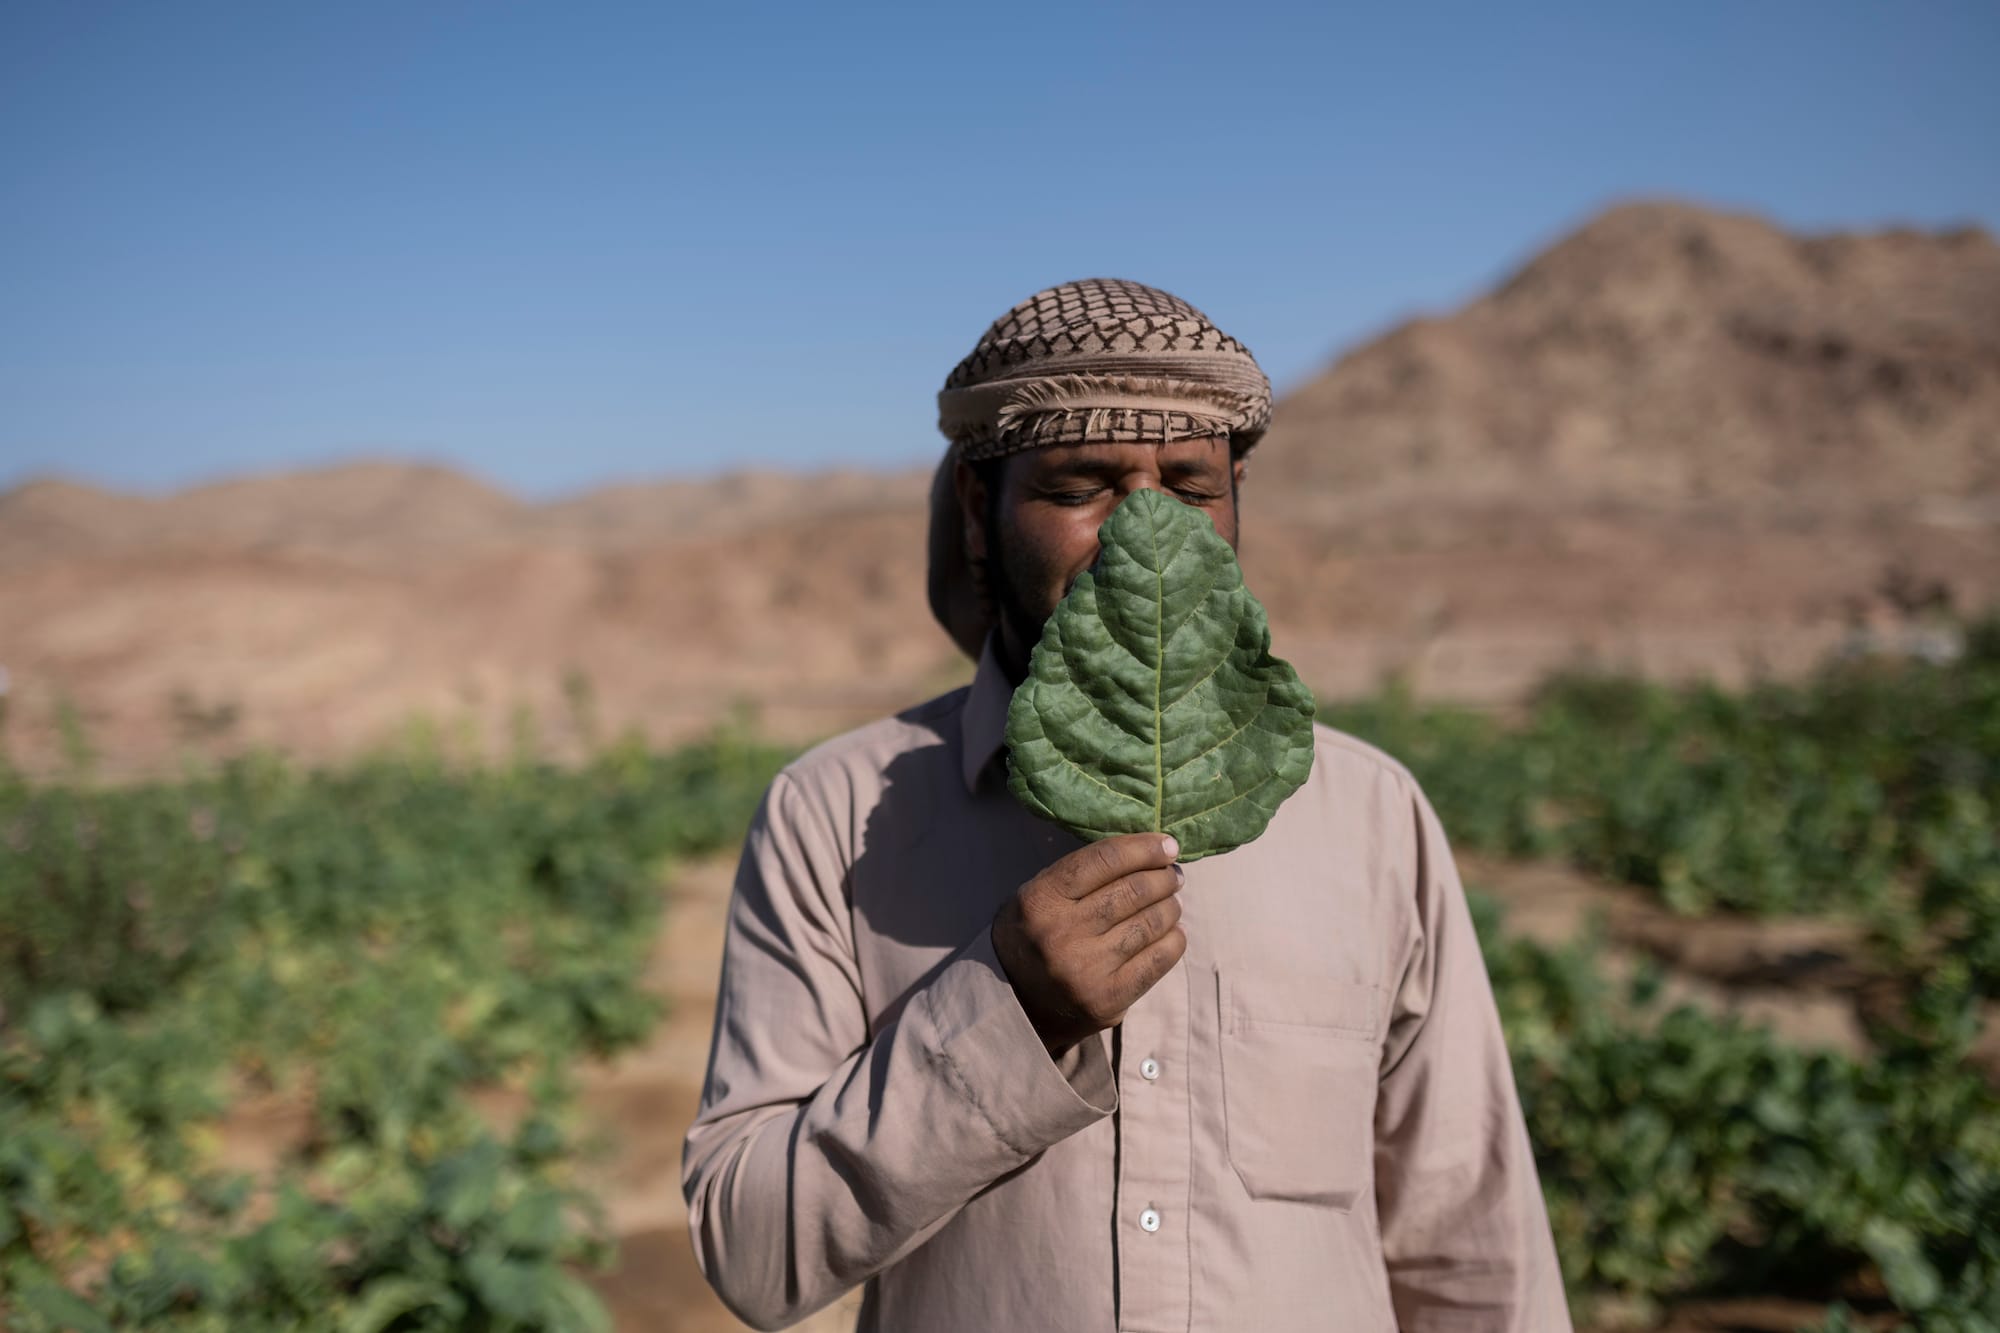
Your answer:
1167,765 -> 1288,827
1044,736 -> 1154,812
1161,647 -> 1232,713
1161,705 -> 1263,779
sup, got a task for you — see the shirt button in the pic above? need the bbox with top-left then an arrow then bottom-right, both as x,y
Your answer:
1140,1057 -> 1161,1081
1139,1208 -> 1161,1233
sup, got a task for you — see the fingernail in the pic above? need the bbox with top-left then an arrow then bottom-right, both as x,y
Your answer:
1161,836 -> 1178,860
1173,864 -> 1186,886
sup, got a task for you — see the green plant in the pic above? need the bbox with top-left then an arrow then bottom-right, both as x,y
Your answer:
9,626 -> 1997,1328
1006,489 -> 1315,858
1472,891 -> 2000,1329
0,723 -> 789,1331
1328,613 -> 2000,994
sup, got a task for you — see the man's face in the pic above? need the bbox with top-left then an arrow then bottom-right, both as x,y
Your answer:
957,436 -> 1245,672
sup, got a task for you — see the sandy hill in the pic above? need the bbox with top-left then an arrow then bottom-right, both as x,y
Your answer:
1257,201 -> 2000,515
0,461 -> 931,572
3,200 -> 1994,776
1256,200 -> 1992,516
0,464 -> 519,569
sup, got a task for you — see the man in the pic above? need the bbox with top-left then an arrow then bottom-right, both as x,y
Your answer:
683,279 -> 1570,1331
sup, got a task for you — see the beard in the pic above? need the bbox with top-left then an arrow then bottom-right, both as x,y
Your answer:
978,482 -> 1092,682
982,531 -> 1064,680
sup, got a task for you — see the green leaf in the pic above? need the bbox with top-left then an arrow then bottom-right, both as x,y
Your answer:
1006,489 -> 1315,861
495,1186 -> 566,1253
342,1276 -> 452,1333
16,1279 -> 114,1333
1860,1217 -> 1943,1311
541,1272 -> 614,1333
430,1142 -> 503,1234
465,1248 -> 544,1322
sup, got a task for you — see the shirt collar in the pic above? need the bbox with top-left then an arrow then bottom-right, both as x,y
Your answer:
959,635 -> 1015,795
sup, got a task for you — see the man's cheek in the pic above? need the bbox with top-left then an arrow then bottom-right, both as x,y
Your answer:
1006,543 -> 1065,608
1052,546 -> 1102,604
1033,560 -> 1073,615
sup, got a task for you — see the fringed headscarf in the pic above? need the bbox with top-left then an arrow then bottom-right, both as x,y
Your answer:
928,277 -> 1273,658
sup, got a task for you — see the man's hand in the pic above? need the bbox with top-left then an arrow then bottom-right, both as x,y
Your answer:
990,834 -> 1187,1058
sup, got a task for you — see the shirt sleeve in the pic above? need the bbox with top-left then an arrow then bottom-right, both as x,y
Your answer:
681,770 -> 1118,1331
1373,776 -> 1574,1332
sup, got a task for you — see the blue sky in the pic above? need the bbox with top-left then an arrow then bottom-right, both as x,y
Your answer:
4,1 -> 1996,499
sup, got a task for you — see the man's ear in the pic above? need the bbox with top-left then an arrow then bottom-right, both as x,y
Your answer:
1232,456 -> 1248,492
954,458 -> 990,561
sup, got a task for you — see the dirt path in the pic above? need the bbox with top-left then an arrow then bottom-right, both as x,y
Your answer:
1466,852 -> 2000,1081
1462,853 -> 1877,1055
578,856 -> 862,1333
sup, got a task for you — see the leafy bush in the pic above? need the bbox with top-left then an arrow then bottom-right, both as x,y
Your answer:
7,629 -> 1997,1328
1328,614 -> 2000,990
1473,891 -> 2000,1330
0,726 -> 787,1331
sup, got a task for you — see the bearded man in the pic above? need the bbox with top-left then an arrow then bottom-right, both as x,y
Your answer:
682,279 -> 1569,1332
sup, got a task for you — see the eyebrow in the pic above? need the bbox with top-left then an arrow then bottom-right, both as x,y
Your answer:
1037,454 -> 1223,481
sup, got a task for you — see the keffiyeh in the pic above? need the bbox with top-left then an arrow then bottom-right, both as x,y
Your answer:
928,278 -> 1273,657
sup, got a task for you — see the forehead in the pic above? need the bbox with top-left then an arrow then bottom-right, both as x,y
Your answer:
1015,437 -> 1232,477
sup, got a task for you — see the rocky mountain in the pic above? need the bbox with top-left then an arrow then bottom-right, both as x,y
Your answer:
1256,201 -> 2000,517
3,200 -> 1994,775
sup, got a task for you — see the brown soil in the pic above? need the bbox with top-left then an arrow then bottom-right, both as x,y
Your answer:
1470,853 -> 2000,1080
1642,1298 -> 1898,1332
570,857 -> 863,1332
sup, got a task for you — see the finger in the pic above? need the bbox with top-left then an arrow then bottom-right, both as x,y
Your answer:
1109,924 -> 1188,1006
1046,833 -> 1179,901
1083,865 -> 1182,933
1106,893 -> 1183,963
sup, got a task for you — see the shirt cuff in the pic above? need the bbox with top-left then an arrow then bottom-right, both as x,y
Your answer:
919,925 -> 1118,1157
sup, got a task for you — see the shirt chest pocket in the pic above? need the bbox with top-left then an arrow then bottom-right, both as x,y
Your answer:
1218,970 -> 1383,1212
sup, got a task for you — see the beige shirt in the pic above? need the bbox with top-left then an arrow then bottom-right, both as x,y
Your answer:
683,643 -> 1571,1332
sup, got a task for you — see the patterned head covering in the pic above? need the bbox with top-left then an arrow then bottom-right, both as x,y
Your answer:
928,278 -> 1272,657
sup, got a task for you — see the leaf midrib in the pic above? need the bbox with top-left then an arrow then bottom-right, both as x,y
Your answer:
1151,503 -> 1164,833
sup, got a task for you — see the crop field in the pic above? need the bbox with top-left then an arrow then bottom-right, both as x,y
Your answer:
1332,617 -> 2000,1331
0,726 -> 793,1332
3,623 -> 1997,1331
